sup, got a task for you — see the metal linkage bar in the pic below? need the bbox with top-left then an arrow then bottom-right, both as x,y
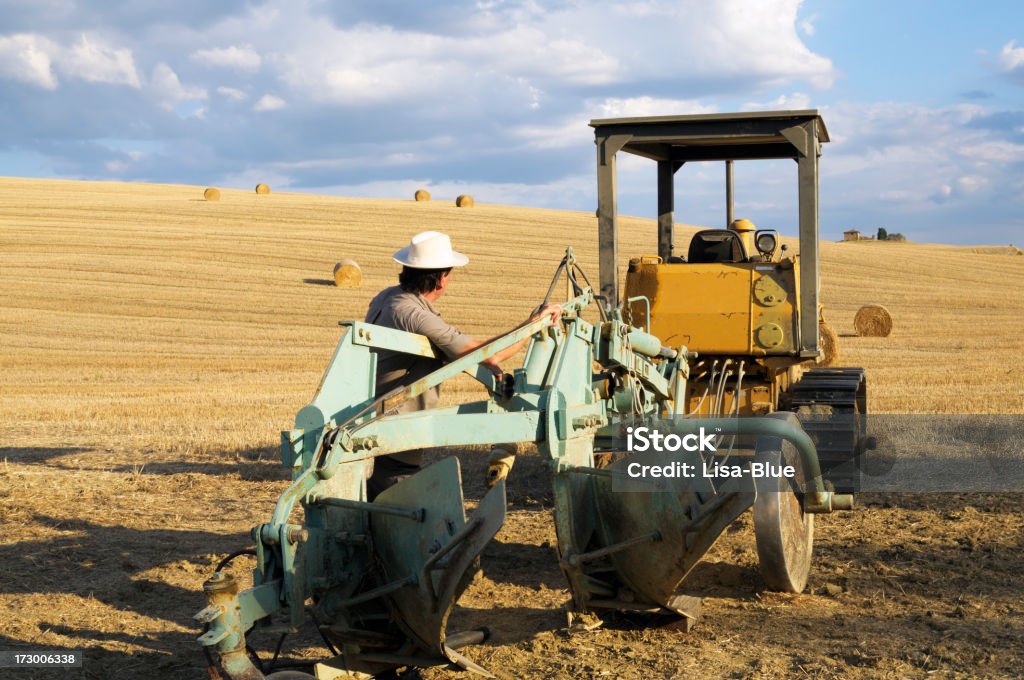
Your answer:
343,321 -> 437,358
320,411 -> 544,478
563,465 -> 618,479
378,290 -> 592,412
422,518 -> 483,576
335,575 -> 417,609
310,496 -> 425,522
565,530 -> 662,568
421,517 -> 484,609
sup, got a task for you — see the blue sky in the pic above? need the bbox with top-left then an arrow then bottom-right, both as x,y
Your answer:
0,0 -> 1021,244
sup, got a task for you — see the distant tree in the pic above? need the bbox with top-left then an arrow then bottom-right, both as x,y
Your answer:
888,232 -> 906,242
877,227 -> 888,241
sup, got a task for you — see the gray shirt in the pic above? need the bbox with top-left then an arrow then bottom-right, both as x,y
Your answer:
365,284 -> 471,415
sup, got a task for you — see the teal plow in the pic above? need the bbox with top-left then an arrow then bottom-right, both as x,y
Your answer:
197,250 -> 853,678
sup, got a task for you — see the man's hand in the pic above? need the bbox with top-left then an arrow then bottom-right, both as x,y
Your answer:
472,304 -> 562,382
483,358 -> 503,379
533,304 -> 563,326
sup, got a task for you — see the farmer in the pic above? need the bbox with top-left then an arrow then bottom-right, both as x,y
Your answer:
364,230 -> 561,500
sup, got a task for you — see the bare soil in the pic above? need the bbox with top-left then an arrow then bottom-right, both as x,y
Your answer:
2,446 -> 1021,679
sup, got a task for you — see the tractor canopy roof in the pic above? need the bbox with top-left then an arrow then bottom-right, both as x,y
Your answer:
588,110 -> 829,163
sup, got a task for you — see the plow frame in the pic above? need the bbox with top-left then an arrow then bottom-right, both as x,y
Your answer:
198,279 -> 850,679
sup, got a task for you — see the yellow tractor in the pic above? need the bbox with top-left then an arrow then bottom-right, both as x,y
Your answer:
592,110 -> 869,491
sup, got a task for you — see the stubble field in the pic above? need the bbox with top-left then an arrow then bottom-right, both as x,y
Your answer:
1,177 -> 1022,678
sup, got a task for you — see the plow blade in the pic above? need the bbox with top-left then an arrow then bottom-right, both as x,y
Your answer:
558,451 -> 756,627
368,456 -> 505,675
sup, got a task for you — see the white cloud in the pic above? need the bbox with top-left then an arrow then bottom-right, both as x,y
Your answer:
260,0 -> 828,106
149,62 -> 207,110
273,23 -> 604,106
471,26 -> 620,86
594,96 -> 716,119
879,190 -> 911,201
794,10 -> 819,37
0,2 -> 835,114
821,101 -> 1019,213
103,149 -> 144,174
0,33 -> 58,89
0,32 -> 140,90
605,0 -> 834,88
59,34 -> 140,87
253,94 -> 285,112
266,134 -> 456,173
999,40 -> 1024,72
524,82 -> 542,110
956,175 -> 988,193
271,24 -> 460,104
511,118 -> 585,150
743,92 -> 812,111
956,140 -> 1024,163
513,96 -> 716,150
192,45 -> 262,72
220,167 -> 291,191
216,85 -> 246,100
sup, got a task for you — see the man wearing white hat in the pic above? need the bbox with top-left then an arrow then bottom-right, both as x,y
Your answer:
365,230 -> 561,499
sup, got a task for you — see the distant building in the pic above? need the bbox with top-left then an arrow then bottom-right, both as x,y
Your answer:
843,229 -> 861,241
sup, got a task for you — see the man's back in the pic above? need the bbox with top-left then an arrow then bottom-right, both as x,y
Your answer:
365,285 -> 469,410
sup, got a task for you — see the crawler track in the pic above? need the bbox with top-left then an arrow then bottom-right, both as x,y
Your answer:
788,367 -> 868,493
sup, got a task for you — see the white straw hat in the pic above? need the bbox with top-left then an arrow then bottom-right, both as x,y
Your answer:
392,231 -> 469,269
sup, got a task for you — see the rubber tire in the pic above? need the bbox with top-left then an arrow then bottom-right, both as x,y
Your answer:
752,412 -> 814,593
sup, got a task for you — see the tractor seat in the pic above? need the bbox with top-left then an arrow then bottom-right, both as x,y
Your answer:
687,230 -> 748,263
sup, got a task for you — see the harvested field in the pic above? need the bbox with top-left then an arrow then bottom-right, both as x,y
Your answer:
1,177 -> 1022,678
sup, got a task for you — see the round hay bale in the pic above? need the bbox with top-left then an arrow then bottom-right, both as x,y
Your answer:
203,187 -> 221,201
414,188 -> 431,202
818,321 -> 839,366
854,304 -> 893,337
455,194 -> 474,208
255,183 -> 271,195
333,259 -> 362,288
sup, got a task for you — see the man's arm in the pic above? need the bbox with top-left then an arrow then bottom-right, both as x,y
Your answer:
459,304 -> 563,377
408,303 -> 562,377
